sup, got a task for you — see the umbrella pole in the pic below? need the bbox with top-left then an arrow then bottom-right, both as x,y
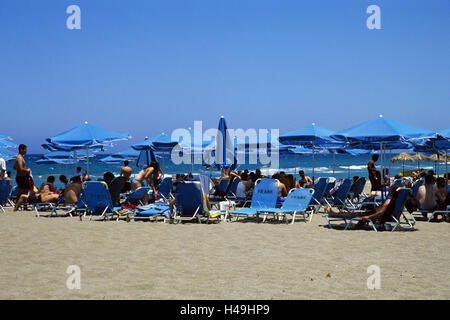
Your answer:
74,150 -> 77,175
332,152 -> 335,175
446,149 -> 448,179
312,142 -> 315,183
86,146 -> 89,177
402,160 -> 405,177
294,153 -> 297,178
380,142 -> 384,203
347,152 -> 350,179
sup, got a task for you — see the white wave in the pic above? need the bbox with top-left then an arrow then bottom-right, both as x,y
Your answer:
338,165 -> 367,170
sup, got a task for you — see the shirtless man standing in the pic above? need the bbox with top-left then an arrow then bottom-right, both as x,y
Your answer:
120,160 -> 133,192
13,144 -> 31,201
120,160 -> 132,179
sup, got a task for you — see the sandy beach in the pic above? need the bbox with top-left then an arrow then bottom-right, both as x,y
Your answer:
0,205 -> 448,300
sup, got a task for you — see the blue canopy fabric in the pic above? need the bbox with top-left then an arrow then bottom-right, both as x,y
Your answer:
0,147 -> 15,161
136,149 -> 159,168
288,146 -> 315,154
179,128 -> 215,152
0,140 -> 18,149
214,116 -> 237,170
132,134 -> 177,152
279,124 -> 337,146
110,148 -> 140,159
100,156 -> 127,164
36,158 -> 77,165
41,143 -> 107,152
47,122 -> 130,147
332,115 -> 435,143
438,128 -> 450,139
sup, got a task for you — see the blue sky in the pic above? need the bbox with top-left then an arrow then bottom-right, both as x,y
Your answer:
0,0 -> 449,153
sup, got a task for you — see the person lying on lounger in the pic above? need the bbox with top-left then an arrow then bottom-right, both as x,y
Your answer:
14,183 -> 60,211
326,187 -> 419,229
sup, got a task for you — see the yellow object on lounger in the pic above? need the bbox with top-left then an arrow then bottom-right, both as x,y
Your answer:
209,211 -> 222,218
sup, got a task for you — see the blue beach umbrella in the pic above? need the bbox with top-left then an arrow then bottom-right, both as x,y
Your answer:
0,147 -> 15,161
176,127 -> 216,173
333,115 -> 434,200
47,122 -> 130,147
332,115 -> 434,143
132,134 -> 178,170
101,148 -> 141,165
132,134 -> 178,151
110,148 -> 140,160
214,116 -> 237,170
279,123 -> 337,181
46,122 -> 130,175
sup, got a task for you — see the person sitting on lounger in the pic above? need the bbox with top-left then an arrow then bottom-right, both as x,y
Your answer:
65,176 -> 83,205
326,187 -> 420,230
235,172 -> 253,200
272,173 -> 288,202
416,174 -> 438,211
59,175 -> 68,191
82,170 -> 91,182
120,160 -> 132,192
102,172 -> 115,187
297,170 -> 313,188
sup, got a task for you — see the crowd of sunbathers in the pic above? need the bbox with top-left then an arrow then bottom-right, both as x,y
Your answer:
2,143 -> 449,229
325,169 -> 450,228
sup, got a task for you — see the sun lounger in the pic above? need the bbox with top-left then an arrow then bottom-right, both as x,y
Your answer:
109,176 -> 129,207
0,180 -> 12,212
157,177 -> 173,202
172,181 -> 208,223
260,188 -> 315,224
325,188 -> 413,232
229,178 -> 279,222
324,179 -> 353,209
80,181 -> 124,221
126,186 -> 151,206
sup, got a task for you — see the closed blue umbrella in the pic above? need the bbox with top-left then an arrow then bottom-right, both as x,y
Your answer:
215,116 -> 237,170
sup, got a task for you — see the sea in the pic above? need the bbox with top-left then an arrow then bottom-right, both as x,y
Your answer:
5,153 -> 444,191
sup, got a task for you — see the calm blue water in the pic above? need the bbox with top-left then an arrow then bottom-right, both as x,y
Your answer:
3,153 -> 443,190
